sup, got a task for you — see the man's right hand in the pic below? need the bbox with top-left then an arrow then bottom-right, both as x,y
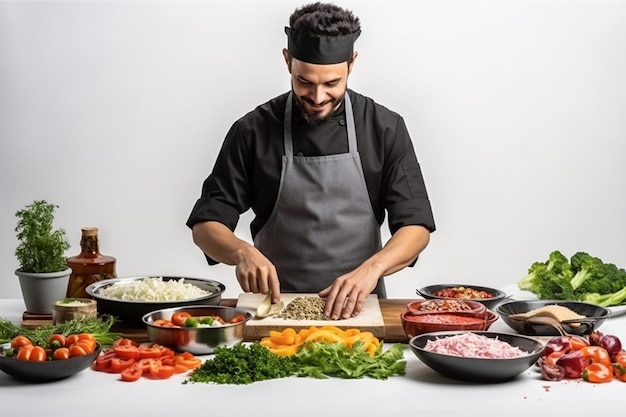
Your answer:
191,221 -> 281,303
234,245 -> 281,303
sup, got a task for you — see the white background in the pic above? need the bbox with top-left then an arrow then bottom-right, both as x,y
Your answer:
1,0 -> 625,301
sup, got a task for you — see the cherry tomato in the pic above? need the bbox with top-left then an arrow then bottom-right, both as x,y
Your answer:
152,319 -> 175,328
48,334 -> 66,350
29,346 -> 47,362
120,363 -> 143,382
582,362 -> 613,383
16,344 -> 34,361
69,343 -> 91,357
230,314 -> 246,324
52,347 -> 70,360
65,334 -> 80,347
17,345 -> 47,362
113,344 -> 140,360
612,351 -> 626,381
580,345 -> 612,368
171,312 -> 192,327
11,335 -> 33,350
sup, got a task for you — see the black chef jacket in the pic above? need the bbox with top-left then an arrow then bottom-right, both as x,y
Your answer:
187,89 -> 436,265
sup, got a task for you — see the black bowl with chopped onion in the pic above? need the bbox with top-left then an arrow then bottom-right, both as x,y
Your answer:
416,284 -> 509,310
86,276 -> 225,326
408,330 -> 544,382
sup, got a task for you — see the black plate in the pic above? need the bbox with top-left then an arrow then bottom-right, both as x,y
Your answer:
409,331 -> 544,382
496,299 -> 611,336
0,343 -> 101,382
417,284 -> 509,310
86,276 -> 225,326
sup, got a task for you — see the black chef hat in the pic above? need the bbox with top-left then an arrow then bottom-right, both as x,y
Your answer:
285,27 -> 360,65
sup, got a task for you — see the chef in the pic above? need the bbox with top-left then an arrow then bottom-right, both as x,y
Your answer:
186,2 -> 436,319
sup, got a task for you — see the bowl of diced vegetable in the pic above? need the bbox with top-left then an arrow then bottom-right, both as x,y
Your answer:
408,331 -> 544,382
142,305 -> 252,355
86,276 -> 226,326
416,284 -> 509,310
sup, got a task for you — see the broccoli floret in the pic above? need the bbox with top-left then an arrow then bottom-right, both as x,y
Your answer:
546,250 -> 573,279
570,252 -> 604,290
533,267 -> 576,300
579,286 -> 626,307
518,250 -> 572,293
518,261 -> 547,292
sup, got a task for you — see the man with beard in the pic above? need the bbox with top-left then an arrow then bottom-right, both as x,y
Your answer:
187,2 -> 436,319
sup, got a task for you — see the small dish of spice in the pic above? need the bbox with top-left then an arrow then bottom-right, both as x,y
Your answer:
52,298 -> 97,324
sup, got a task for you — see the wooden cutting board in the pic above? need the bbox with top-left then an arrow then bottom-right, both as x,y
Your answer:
236,293 -> 385,340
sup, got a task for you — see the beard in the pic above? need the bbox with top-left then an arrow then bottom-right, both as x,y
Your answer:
294,93 -> 344,127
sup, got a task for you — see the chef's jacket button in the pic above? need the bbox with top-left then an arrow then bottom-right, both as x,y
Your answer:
339,119 -> 346,126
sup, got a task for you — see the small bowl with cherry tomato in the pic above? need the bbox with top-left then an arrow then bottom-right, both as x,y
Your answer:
142,305 -> 252,355
0,333 -> 101,382
416,284 -> 509,310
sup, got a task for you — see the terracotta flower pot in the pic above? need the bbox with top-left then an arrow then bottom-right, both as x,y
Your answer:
15,268 -> 72,315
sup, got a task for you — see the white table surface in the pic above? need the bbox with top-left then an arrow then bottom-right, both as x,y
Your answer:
1,298 -> 623,416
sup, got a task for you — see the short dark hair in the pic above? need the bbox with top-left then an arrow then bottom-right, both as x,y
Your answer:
289,2 -> 361,38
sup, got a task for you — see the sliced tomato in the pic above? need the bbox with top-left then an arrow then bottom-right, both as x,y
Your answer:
159,355 -> 175,366
148,360 -> 175,379
94,350 -> 117,371
120,363 -> 143,382
135,358 -> 157,373
171,312 -> 192,327
114,344 -> 140,360
113,338 -> 139,348
136,345 -> 165,359
109,356 -> 136,373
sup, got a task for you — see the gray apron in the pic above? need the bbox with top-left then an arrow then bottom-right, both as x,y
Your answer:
253,92 -> 386,297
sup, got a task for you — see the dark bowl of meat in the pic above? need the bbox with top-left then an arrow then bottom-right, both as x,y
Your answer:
401,310 -> 498,339
409,330 -> 545,382
416,284 -> 509,310
496,299 -> 610,336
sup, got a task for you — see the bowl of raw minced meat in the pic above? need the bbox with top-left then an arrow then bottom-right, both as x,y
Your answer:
408,331 -> 545,382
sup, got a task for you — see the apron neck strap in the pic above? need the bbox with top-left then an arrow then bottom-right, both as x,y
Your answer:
284,91 -> 357,156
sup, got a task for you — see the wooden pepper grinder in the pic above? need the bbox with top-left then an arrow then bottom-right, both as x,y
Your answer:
66,227 -> 117,298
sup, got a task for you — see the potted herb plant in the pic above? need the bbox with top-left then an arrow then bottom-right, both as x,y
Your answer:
14,200 -> 72,315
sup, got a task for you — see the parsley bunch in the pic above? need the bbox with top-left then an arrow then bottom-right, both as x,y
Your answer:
184,342 -> 296,385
